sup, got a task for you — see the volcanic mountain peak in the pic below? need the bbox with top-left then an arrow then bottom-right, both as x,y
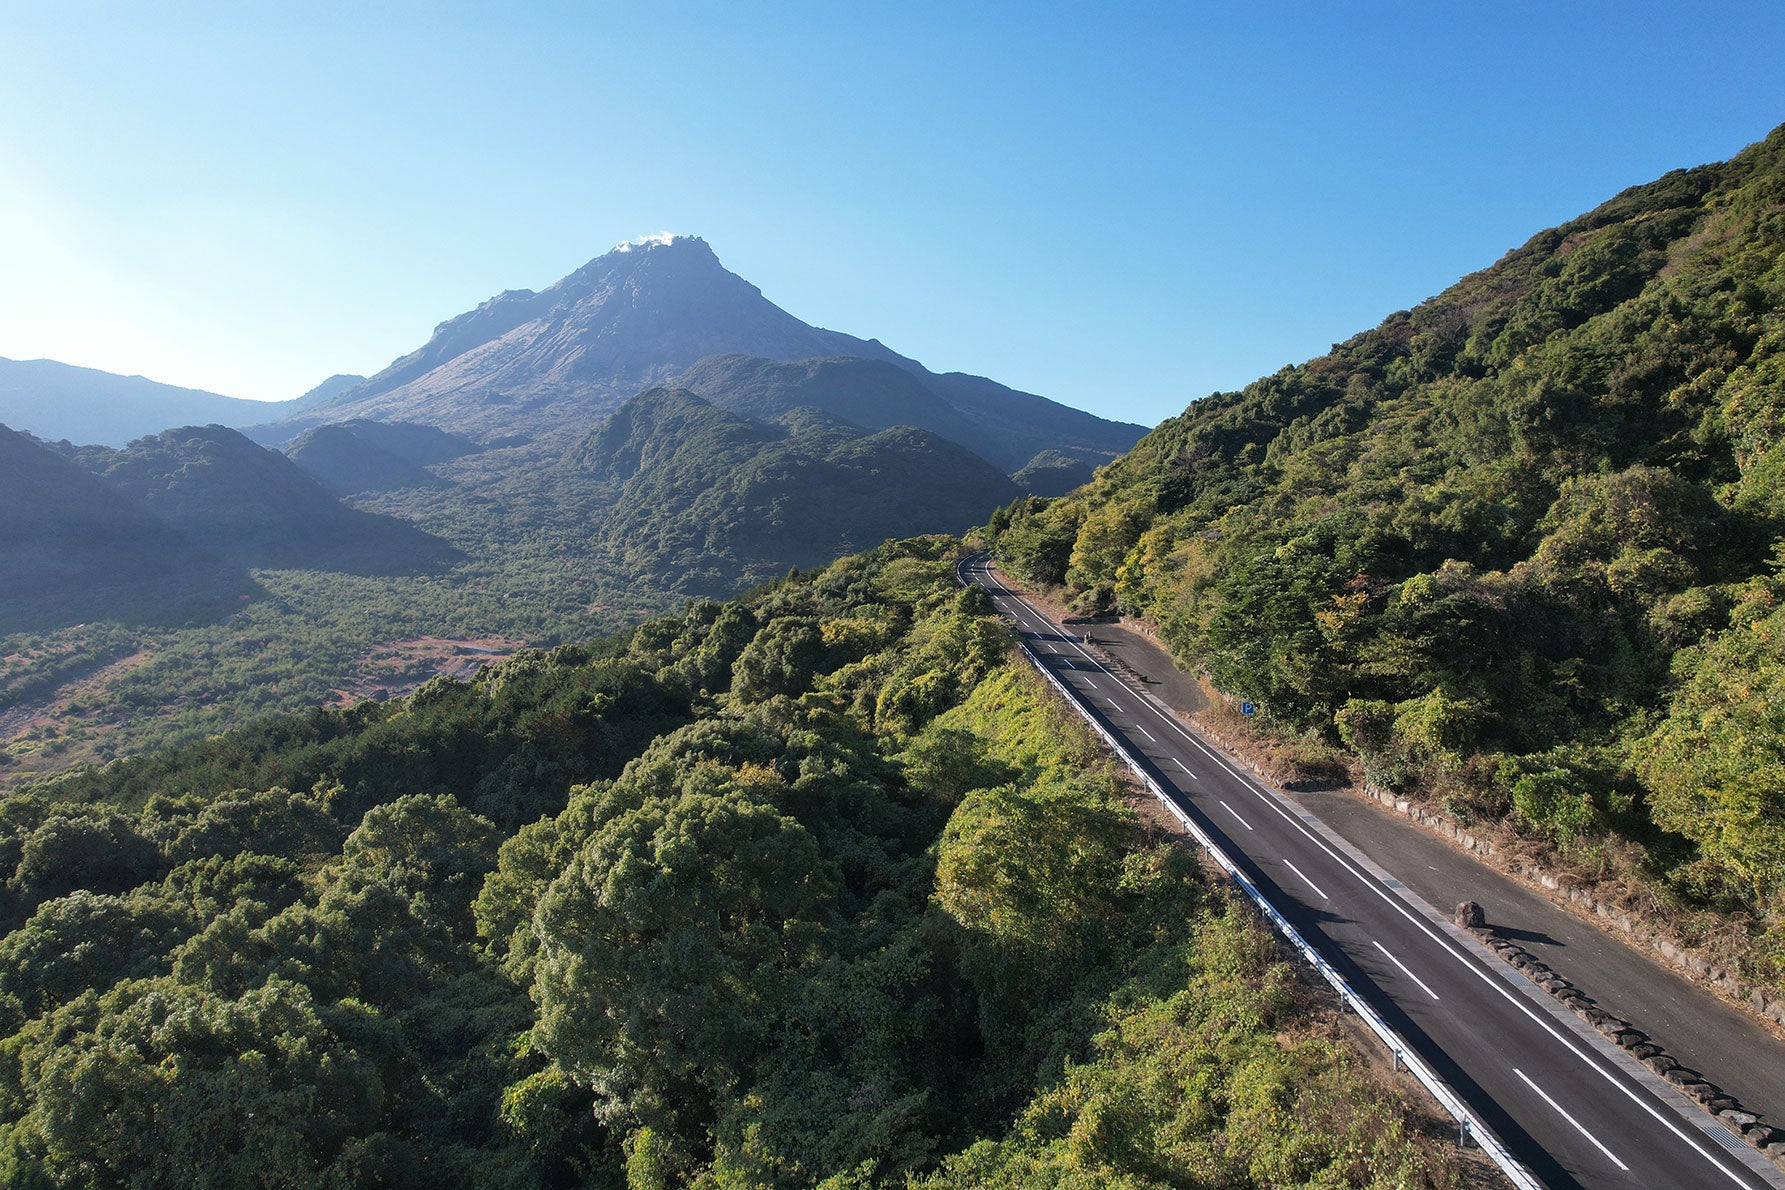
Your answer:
272,236 -> 1145,467
298,234 -> 896,437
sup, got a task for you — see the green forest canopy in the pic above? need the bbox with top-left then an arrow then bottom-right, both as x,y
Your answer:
987,123 -> 1785,968
0,538 -> 1457,1187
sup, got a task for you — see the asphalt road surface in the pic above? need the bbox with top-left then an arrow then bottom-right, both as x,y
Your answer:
962,554 -> 1784,1190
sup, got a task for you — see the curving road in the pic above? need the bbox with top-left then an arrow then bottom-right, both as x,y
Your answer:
961,554 -> 1784,1190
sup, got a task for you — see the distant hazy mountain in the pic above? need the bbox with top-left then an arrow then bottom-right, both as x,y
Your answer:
571,388 -> 1019,593
0,357 -> 298,448
0,425 -> 248,632
295,374 -> 366,408
296,236 -> 1146,465
81,425 -> 457,573
285,419 -> 478,493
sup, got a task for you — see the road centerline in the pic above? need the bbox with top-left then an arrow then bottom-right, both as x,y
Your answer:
1373,939 -> 1440,1000
1282,858 -> 1328,900
1219,799 -> 1254,830
1515,1068 -> 1630,1172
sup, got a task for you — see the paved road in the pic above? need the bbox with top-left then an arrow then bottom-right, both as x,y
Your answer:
1088,615 -> 1785,1127
962,555 -> 1784,1190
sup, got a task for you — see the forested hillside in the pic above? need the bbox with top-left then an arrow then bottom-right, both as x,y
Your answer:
0,427 -> 251,634
0,539 -> 1457,1187
2,234 -> 1142,791
285,419 -> 478,494
574,389 -> 1019,593
80,424 -> 458,573
988,124 -> 1785,967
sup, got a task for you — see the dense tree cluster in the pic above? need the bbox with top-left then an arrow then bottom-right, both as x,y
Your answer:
987,124 -> 1785,964
0,538 -> 1453,1186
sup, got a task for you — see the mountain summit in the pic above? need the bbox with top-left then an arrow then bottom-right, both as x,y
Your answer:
305,236 -> 902,435
294,236 -> 1145,463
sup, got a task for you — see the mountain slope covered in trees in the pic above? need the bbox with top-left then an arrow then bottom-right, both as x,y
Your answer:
0,426 -> 251,633
571,389 -> 1019,593
284,419 -> 478,494
988,122 -> 1785,967
0,538 -> 1459,1187
80,424 -> 458,573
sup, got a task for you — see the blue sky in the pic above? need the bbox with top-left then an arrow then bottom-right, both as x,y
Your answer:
2,3 -> 1782,426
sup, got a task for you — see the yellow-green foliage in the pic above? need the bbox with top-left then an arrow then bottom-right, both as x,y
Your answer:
0,539 -> 1455,1188
913,666 -> 1454,1189
986,124 -> 1785,952
916,913 -> 1452,1189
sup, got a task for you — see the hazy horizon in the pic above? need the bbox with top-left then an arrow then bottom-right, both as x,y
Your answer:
4,3 -> 1783,424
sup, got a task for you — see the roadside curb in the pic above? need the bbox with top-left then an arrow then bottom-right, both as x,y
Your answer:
1345,779 -> 1785,1038
967,557 -> 1785,1189
1468,922 -> 1785,1174
1131,679 -> 1785,1189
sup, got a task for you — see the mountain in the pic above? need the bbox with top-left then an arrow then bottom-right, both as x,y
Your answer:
675,353 -> 1001,460
294,374 -> 366,408
85,425 -> 458,573
292,236 -> 1145,465
987,123 -> 1785,946
0,357 -> 298,448
572,388 -> 1018,593
284,425 -> 443,494
285,419 -> 478,493
0,425 -> 248,632
1012,448 -> 1095,496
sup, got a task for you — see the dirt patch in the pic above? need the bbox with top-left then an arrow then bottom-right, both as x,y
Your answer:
0,648 -> 154,738
328,636 -> 527,705
0,646 -> 156,790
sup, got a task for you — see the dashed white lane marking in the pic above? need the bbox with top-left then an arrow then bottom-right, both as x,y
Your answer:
1282,858 -> 1328,900
1172,758 -> 1199,781
1136,726 -> 1155,741
1082,677 -> 1098,689
1373,939 -> 1440,1000
1515,1068 -> 1630,1172
1219,799 -> 1253,830
972,563 -> 1764,1188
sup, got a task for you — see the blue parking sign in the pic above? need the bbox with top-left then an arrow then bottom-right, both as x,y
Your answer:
1240,701 -> 1256,715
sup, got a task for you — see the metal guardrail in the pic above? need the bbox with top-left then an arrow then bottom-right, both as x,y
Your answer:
1009,634 -> 1547,1190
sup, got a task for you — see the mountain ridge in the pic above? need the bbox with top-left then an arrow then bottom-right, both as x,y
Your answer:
0,425 -> 250,631
0,357 -> 299,448
291,236 -> 1146,465
570,387 -> 1018,593
86,424 -> 459,573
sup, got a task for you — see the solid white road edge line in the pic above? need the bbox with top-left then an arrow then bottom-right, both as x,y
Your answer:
983,570 -> 1768,1190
